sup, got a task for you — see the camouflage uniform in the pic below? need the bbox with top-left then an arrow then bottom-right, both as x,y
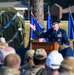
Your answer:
24,48 -> 47,75
24,66 -> 41,75
21,49 -> 35,73
0,66 -> 20,75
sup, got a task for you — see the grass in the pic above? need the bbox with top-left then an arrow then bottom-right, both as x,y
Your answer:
25,21 -> 68,47
25,21 -> 30,47
60,21 -> 68,34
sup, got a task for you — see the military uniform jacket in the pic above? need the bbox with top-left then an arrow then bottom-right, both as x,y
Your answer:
24,66 -> 41,75
40,28 -> 70,45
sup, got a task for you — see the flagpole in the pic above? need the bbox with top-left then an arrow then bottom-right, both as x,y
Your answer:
69,5 -> 71,13
48,5 -> 49,13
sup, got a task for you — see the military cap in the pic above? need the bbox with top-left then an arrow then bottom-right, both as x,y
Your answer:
51,19 -> 61,25
25,49 -> 35,59
46,50 -> 63,70
34,48 -> 47,60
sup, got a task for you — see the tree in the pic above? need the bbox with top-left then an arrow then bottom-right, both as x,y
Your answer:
31,0 -> 44,26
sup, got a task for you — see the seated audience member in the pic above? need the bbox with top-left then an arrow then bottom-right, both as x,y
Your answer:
46,50 -> 63,75
59,44 -> 73,58
24,48 -> 47,75
0,66 -> 20,75
1,46 -> 16,59
59,44 -> 69,50
4,53 -> 21,70
21,49 -> 35,71
59,57 -> 74,75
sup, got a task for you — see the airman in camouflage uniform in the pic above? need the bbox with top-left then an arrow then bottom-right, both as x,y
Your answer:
21,49 -> 35,72
24,48 -> 47,75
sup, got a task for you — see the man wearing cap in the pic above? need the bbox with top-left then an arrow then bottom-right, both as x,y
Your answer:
21,49 -> 35,73
32,19 -> 69,46
46,50 -> 63,75
31,19 -> 72,58
37,19 -> 70,46
24,48 -> 48,75
59,56 -> 74,75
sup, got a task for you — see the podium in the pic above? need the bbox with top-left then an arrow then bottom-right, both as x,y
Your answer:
30,42 -> 60,54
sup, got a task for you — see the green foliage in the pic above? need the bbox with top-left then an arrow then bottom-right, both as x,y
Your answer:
0,7 -> 16,11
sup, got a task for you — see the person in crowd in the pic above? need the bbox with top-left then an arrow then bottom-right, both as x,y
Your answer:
46,50 -> 63,75
3,53 -> 21,70
1,46 -> 16,59
59,44 -> 73,58
0,37 -> 8,66
24,48 -> 47,75
0,66 -> 20,75
21,49 -> 35,72
0,46 -> 16,67
59,56 -> 74,75
0,37 -> 8,51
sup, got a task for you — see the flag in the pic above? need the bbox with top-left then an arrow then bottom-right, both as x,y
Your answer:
34,19 -> 45,40
30,14 -> 44,41
46,12 -> 52,31
34,19 -> 44,32
30,14 -> 35,41
68,12 -> 74,40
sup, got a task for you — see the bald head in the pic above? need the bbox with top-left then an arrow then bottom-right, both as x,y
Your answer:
4,54 -> 21,69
